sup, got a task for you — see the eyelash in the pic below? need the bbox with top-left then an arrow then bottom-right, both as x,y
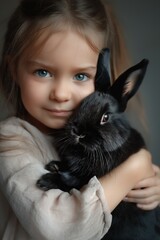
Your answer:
74,73 -> 90,82
33,69 -> 92,81
34,69 -> 52,78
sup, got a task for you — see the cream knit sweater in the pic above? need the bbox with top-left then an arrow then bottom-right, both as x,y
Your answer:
0,117 -> 112,240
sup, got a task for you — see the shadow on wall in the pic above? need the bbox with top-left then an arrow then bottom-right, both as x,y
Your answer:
109,0 -> 160,164
0,1 -> 20,120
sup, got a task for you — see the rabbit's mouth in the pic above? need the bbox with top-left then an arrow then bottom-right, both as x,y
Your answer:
71,128 -> 85,143
75,134 -> 85,143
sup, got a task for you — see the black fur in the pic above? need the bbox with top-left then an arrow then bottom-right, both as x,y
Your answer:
37,49 -> 160,239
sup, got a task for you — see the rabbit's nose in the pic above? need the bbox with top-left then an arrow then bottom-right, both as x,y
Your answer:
75,134 -> 85,144
71,127 -> 85,139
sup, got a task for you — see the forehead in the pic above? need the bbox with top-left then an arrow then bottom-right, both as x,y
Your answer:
21,24 -> 105,60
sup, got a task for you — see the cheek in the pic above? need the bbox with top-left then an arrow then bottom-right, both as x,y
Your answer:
19,79 -> 46,108
22,88 -> 40,105
73,84 -> 95,108
74,83 -> 95,105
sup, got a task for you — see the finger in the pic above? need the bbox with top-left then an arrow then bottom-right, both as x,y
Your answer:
132,175 -> 158,189
124,194 -> 158,204
132,179 -> 153,189
152,164 -> 160,174
137,201 -> 160,210
126,186 -> 156,198
132,165 -> 160,189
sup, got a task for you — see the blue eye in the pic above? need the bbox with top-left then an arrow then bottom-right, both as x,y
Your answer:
74,73 -> 88,81
35,69 -> 51,78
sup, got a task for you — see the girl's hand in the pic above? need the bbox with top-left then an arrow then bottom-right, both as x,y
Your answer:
124,164 -> 160,210
99,149 -> 154,211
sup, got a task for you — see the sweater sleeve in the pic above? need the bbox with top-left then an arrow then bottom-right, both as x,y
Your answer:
0,118 -> 112,240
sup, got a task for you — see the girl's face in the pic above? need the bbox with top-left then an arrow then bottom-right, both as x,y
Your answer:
16,30 -> 102,132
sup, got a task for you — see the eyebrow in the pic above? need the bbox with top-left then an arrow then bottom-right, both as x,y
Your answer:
26,60 -> 97,71
75,66 -> 97,72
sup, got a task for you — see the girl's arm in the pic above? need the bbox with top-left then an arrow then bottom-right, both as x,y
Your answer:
99,149 -> 154,211
124,164 -> 160,210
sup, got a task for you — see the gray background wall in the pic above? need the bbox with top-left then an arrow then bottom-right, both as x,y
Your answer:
0,0 -> 159,164
109,0 -> 160,165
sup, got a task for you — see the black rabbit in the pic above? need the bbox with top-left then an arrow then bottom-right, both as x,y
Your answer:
37,49 -> 148,191
37,49 -> 160,240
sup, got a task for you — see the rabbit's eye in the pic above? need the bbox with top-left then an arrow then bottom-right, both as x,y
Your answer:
100,113 -> 109,125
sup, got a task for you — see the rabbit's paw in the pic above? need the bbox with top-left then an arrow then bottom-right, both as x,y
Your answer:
36,173 -> 59,191
45,160 -> 59,173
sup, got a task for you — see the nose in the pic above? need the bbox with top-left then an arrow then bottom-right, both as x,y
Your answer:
49,79 -> 71,102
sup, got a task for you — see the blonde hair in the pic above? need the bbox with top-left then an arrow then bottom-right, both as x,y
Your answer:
0,0 -> 132,117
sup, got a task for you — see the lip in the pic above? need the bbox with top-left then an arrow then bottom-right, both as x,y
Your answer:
44,108 -> 73,117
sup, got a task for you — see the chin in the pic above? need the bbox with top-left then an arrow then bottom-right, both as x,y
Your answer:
46,119 -> 67,130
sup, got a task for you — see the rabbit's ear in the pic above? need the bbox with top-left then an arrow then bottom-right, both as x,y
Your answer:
110,59 -> 149,111
95,48 -> 111,93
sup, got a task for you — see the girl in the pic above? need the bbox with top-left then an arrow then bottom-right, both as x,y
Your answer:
0,0 -> 155,239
